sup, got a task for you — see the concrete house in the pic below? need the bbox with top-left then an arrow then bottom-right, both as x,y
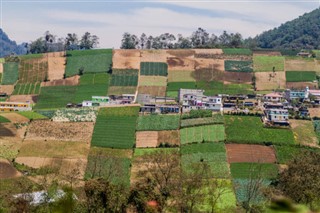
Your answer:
264,108 -> 289,126
203,96 -> 223,112
263,92 -> 283,102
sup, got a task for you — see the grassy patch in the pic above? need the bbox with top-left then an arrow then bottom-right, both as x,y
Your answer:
290,119 -> 318,146
167,82 -> 197,91
180,125 -> 225,144
274,145 -> 301,164
65,49 -> 112,77
0,115 -> 10,123
134,147 -> 179,158
139,76 -> 167,86
110,75 -> 138,86
18,111 -> 48,120
136,114 -> 180,131
222,48 -> 252,55
167,70 -> 196,82
91,107 -> 139,149
286,71 -> 316,82
225,115 -> 295,145
2,62 -> 19,85
230,163 -> 278,179
181,114 -> 224,128
108,86 -> 136,95
253,56 -> 285,72
0,177 -> 40,194
35,86 -> 77,109
140,62 -> 168,76
224,60 -> 253,72
196,81 -> 253,95
181,142 -> 226,155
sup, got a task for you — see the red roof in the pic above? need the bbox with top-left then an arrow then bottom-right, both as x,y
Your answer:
264,92 -> 282,98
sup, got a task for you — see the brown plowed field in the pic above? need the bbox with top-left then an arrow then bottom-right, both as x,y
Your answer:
167,57 -> 195,71
167,50 -> 195,58
255,71 -> 286,91
0,85 -> 14,95
26,120 -> 94,142
195,58 -> 224,70
286,82 -> 318,90
47,51 -> 66,80
253,51 -> 281,56
8,95 -> 38,103
224,72 -> 253,84
0,158 -> 22,179
194,68 -> 224,81
226,144 -> 276,163
41,75 -> 79,87
158,130 -> 180,146
285,59 -> 319,72
136,131 -> 158,148
194,49 -> 223,57
138,86 -> 166,96
1,112 -> 29,123
141,50 -> 167,62
308,108 -> 320,118
113,49 -> 141,69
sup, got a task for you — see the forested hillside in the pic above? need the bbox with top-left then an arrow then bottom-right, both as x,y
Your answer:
255,8 -> 320,49
0,28 -> 27,57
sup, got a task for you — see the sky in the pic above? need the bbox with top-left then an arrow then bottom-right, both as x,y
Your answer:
0,0 -> 319,48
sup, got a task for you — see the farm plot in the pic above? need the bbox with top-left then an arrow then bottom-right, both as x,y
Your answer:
18,111 -> 48,120
112,49 -> 141,69
290,119 -> 318,147
52,108 -> 97,122
224,60 -> 253,72
255,71 -> 286,91
0,85 -> 14,95
0,115 -> 10,123
0,112 -> 29,123
137,114 -> 180,131
274,145 -> 301,164
223,71 -> 253,84
253,51 -> 282,56
180,114 -> 224,127
73,73 -> 109,103
108,86 -> 137,95
285,58 -> 319,72
309,108 -> 320,118
41,75 -> 79,87
138,86 -> 166,96
167,70 -> 196,82
26,120 -> 94,142
8,95 -> 38,103
223,48 -> 252,55
35,85 -> 77,109
253,56 -> 285,72
141,50 -> 167,62
194,64 -> 224,82
167,49 -> 195,58
230,163 -> 278,179
194,49 -> 223,58
110,75 -> 138,86
226,144 -> 277,163
167,82 -> 197,92
158,130 -> 180,146
286,71 -> 316,82
0,158 -> 21,179
196,81 -> 254,95
18,57 -> 48,83
167,57 -> 195,71
2,62 -> 19,85
85,147 -> 132,187
225,115 -> 295,145
12,83 -> 41,95
139,76 -> 167,86
65,49 -> 112,76
286,81 -> 318,89
136,131 -> 158,148
181,142 -> 230,178
195,58 -> 224,70
140,62 -> 168,76
91,107 -> 139,149
47,51 -> 66,80
180,124 -> 225,144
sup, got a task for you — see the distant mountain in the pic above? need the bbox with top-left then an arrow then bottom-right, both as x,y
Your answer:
255,8 -> 320,50
0,28 -> 27,57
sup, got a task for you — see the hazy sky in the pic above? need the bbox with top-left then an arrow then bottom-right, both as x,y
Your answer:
1,0 -> 319,48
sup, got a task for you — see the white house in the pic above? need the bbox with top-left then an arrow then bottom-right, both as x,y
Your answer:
263,92 -> 283,102
203,96 -> 223,112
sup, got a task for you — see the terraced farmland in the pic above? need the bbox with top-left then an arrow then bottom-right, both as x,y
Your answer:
136,114 -> 180,131
91,107 -> 139,149
2,62 -> 19,85
12,83 -> 41,95
285,71 -> 316,82
140,62 -> 168,76
180,124 -> 225,144
253,55 -> 285,72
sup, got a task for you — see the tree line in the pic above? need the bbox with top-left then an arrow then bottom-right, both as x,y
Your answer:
27,31 -> 99,54
120,28 -> 247,49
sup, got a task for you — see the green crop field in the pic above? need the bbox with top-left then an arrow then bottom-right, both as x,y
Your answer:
18,111 -> 48,120
225,116 -> 295,145
108,86 -> 137,95
180,124 -> 225,144
196,81 -> 254,95
85,147 -> 132,187
140,62 -> 168,76
167,82 -> 197,92
35,86 -> 77,109
222,48 -> 252,55
0,115 -> 10,123
91,107 -> 139,149
230,163 -> 278,179
65,49 -> 112,77
224,60 -> 253,72
285,71 -> 316,82
180,115 -> 224,128
134,147 -> 179,158
2,62 -> 19,85
12,83 -> 41,95
73,73 -> 109,103
110,75 -> 138,86
18,59 -> 48,83
181,142 -> 230,178
0,73 -> 2,84
136,114 -> 180,131
34,110 -> 56,118
112,69 -> 138,76
253,56 -> 285,72
274,145 -> 301,164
